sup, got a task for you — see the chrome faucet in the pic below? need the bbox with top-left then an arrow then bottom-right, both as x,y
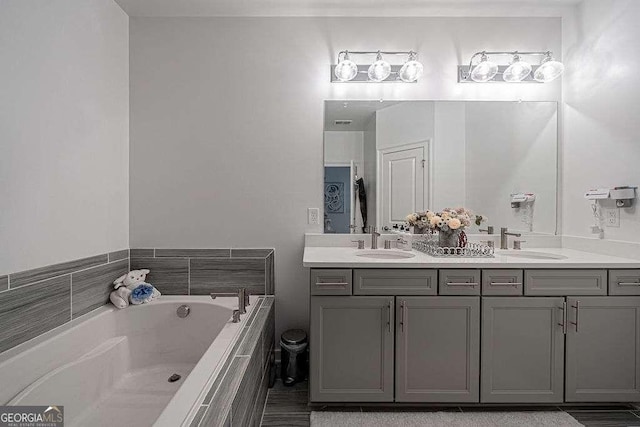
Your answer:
211,288 -> 248,314
500,227 -> 522,250
479,226 -> 494,235
368,226 -> 381,249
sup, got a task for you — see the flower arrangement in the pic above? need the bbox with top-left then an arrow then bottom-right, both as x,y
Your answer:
406,207 -> 486,232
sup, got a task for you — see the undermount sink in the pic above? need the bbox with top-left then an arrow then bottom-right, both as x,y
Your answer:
501,251 -> 567,260
356,250 -> 416,260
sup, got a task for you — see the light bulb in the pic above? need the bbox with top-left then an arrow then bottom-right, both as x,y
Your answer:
534,54 -> 564,82
503,54 -> 532,82
470,54 -> 498,82
368,52 -> 391,82
334,51 -> 358,82
398,52 -> 424,82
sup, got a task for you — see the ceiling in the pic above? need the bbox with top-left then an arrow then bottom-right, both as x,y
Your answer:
324,101 -> 400,132
114,0 -> 582,17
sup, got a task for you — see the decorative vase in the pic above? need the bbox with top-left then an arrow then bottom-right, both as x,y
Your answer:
438,229 -> 462,248
413,226 -> 424,235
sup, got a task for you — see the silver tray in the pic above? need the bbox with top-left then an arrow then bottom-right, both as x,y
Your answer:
412,238 -> 494,258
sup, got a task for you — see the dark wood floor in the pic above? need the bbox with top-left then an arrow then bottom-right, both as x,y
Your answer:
260,380 -> 640,427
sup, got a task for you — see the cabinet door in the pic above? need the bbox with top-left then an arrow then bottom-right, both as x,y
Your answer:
481,297 -> 565,403
565,297 -> 640,402
396,297 -> 480,402
310,296 -> 394,402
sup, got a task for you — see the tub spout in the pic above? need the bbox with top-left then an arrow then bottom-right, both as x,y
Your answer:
210,288 -> 248,314
232,310 -> 241,323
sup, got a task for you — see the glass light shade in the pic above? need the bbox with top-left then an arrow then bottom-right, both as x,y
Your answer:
534,57 -> 565,82
398,59 -> 424,82
503,56 -> 532,82
470,56 -> 498,82
368,53 -> 391,82
334,58 -> 358,81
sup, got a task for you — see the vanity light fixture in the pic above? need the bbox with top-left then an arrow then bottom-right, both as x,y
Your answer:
331,50 -> 423,83
533,52 -> 565,82
368,51 -> 392,82
459,51 -> 564,83
334,51 -> 359,82
503,54 -> 532,82
469,53 -> 498,82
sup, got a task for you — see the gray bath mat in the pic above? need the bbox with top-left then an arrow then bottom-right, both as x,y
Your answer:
310,411 -> 584,427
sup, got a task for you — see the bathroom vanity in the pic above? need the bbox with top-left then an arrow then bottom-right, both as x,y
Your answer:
303,246 -> 640,405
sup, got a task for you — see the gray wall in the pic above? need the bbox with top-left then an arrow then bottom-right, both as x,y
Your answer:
0,0 -> 130,275
562,0 -> 640,242
129,16 -> 562,339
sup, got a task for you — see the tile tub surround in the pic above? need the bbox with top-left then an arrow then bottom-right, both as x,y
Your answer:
0,250 -> 129,354
130,248 -> 275,296
190,296 -> 275,427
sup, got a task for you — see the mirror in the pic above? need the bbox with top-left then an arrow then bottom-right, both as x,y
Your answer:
323,101 -> 558,235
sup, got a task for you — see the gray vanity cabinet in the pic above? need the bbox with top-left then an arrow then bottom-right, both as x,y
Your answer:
395,297 -> 480,402
310,296 -> 394,402
481,297 -> 565,403
565,297 -> 640,402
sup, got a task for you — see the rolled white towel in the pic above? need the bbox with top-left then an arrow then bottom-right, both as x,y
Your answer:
110,287 -> 131,309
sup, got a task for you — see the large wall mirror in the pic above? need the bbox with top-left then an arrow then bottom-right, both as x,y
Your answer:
323,100 -> 558,235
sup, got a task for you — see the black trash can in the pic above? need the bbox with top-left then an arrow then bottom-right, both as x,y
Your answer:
280,329 -> 308,386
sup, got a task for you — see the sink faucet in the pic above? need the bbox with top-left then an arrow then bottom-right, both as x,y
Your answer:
368,226 -> 381,249
211,288 -> 248,314
500,227 -> 522,250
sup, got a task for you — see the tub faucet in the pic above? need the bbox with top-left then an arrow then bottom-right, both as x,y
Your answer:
500,227 -> 522,250
368,226 -> 381,249
211,288 -> 248,314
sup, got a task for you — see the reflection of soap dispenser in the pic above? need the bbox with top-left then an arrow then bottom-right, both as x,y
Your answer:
396,231 -> 412,251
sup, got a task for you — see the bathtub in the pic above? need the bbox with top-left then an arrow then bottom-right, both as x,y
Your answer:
0,295 -> 260,427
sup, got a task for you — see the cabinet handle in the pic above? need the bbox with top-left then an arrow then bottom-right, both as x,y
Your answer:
570,300 -> 580,332
315,282 -> 349,287
618,282 -> 640,286
400,301 -> 406,333
558,302 -> 567,334
387,302 -> 391,332
490,282 -> 522,287
446,282 -> 479,287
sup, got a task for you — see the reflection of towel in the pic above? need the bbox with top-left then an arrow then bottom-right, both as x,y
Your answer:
356,178 -> 368,232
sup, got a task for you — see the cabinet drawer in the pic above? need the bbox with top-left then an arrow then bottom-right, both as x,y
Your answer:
609,270 -> 640,295
524,270 -> 607,296
439,270 -> 481,295
353,269 -> 437,295
482,270 -> 523,296
310,269 -> 352,295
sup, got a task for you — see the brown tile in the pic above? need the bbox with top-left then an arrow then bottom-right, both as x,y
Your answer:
155,248 -> 230,258
260,413 -> 310,426
232,343 -> 263,426
231,249 -> 273,258
190,258 -> 266,295
72,259 -> 129,317
130,249 -> 154,257
0,275 -> 71,353
265,252 -> 275,295
0,276 -> 8,292
202,357 -> 249,426
10,254 -> 107,288
130,257 -> 189,295
108,249 -> 129,262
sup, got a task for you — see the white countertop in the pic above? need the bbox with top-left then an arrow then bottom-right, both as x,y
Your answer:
303,247 -> 640,269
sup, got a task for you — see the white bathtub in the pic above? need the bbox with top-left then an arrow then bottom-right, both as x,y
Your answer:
0,295 -> 259,427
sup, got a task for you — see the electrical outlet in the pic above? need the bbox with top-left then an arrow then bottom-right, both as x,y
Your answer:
605,208 -> 620,227
308,208 -> 320,225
